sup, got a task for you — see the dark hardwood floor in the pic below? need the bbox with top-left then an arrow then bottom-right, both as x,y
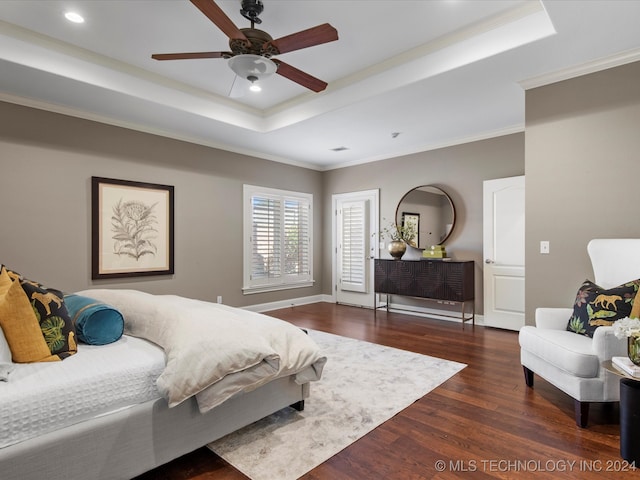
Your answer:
136,303 -> 634,479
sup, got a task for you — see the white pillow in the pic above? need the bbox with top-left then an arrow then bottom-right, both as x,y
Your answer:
0,326 -> 11,363
0,363 -> 15,381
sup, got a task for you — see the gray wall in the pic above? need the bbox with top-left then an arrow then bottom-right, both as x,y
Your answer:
5,60 -> 636,319
0,101 -> 323,307
525,60 -> 640,322
323,133 -> 525,314
0,99 -> 524,314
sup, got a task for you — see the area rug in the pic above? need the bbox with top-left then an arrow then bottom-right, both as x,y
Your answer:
208,330 -> 465,480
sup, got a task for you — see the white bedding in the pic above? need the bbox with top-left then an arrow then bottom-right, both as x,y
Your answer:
0,335 -> 165,449
78,290 -> 326,413
0,290 -> 325,450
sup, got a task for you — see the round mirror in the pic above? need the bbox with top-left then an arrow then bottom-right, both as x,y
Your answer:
395,185 -> 455,248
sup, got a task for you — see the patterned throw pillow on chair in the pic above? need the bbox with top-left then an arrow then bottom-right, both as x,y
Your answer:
566,279 -> 640,338
5,267 -> 77,360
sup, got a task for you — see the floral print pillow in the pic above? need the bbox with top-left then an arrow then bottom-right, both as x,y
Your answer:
6,268 -> 77,359
567,279 -> 640,338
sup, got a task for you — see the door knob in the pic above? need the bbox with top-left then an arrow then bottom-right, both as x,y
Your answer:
485,259 -> 494,264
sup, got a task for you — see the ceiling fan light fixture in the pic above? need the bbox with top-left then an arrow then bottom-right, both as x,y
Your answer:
248,79 -> 262,92
152,2 -> 338,93
64,11 -> 85,24
228,54 -> 276,82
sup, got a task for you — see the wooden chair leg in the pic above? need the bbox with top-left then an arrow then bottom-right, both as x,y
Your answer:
523,366 -> 534,387
574,400 -> 589,428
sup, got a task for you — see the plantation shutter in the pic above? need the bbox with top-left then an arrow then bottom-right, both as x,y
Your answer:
244,185 -> 313,292
251,195 -> 282,281
283,197 -> 311,278
339,200 -> 367,293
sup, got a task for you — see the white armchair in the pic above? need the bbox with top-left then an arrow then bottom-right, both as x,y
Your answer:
519,239 -> 640,427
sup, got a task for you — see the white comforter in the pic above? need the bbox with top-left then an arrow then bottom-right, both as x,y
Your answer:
77,289 -> 326,413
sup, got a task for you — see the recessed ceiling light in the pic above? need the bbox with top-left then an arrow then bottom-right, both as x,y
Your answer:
330,146 -> 349,152
64,12 -> 85,24
249,84 -> 262,92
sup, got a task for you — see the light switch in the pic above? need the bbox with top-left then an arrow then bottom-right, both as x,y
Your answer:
540,241 -> 550,254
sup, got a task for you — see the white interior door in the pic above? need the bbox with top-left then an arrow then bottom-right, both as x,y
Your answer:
333,190 -> 379,308
483,176 -> 525,331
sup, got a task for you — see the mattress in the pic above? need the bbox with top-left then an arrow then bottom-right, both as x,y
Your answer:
0,335 -> 165,449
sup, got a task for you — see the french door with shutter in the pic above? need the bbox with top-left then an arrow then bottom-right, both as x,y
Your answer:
333,190 -> 379,308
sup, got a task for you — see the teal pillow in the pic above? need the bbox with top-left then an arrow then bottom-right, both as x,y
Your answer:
64,294 -> 124,345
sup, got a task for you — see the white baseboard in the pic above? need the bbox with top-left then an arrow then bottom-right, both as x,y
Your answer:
242,294 -> 333,313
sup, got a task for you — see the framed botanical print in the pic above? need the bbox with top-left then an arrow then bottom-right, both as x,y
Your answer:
91,177 -> 174,279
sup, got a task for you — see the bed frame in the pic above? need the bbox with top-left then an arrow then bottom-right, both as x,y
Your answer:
0,375 -> 308,480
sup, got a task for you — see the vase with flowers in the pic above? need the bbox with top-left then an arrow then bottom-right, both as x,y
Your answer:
378,219 -> 417,260
613,317 -> 640,366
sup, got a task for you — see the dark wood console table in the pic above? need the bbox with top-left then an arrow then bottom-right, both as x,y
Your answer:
374,259 -> 475,324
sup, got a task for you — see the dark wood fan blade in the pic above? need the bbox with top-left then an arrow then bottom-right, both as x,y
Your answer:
152,51 -> 228,60
268,23 -> 338,54
190,0 -> 247,41
273,59 -> 328,92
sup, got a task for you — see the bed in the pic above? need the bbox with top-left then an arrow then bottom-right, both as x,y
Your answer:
0,286 -> 326,480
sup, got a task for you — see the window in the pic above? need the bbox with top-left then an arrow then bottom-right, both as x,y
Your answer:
243,185 -> 313,293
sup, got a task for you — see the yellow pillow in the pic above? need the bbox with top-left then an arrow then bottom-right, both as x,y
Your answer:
0,266 -> 59,363
631,294 -> 640,320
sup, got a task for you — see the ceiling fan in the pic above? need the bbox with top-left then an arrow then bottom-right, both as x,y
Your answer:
152,0 -> 338,92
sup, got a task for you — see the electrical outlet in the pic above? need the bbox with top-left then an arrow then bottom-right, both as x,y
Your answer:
540,241 -> 550,254
217,295 -> 222,304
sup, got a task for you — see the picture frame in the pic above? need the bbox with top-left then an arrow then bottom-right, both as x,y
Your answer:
402,212 -> 420,248
91,177 -> 174,279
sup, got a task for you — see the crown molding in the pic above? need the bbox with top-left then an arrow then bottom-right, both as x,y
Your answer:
324,125 -> 524,171
519,47 -> 640,90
